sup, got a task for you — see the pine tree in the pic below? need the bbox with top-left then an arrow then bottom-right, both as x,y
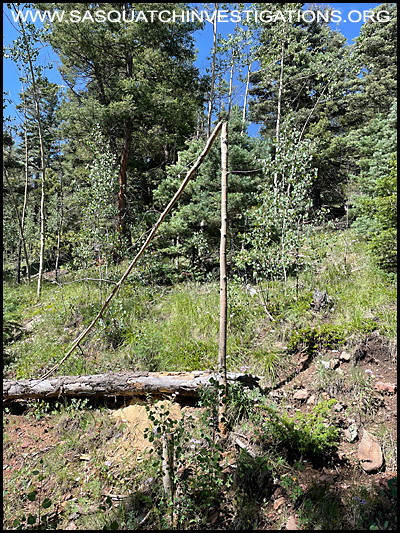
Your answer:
152,110 -> 263,279
39,2 -> 206,252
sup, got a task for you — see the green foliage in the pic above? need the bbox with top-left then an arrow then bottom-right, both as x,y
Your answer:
12,459 -> 58,530
349,99 -> 397,273
368,154 -> 397,272
263,399 -> 340,460
352,3 -> 397,119
143,384 -> 229,529
154,110 -> 263,276
287,323 -> 345,355
225,381 -> 265,426
296,480 -> 342,529
236,120 -> 317,283
75,126 -> 119,271
234,453 -> 274,500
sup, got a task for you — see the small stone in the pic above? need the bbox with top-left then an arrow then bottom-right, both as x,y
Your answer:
286,514 -> 299,530
274,496 -> 286,510
321,392 -> 330,400
333,402 -> 344,412
343,423 -> 358,442
375,382 -> 397,394
340,351 -> 351,362
293,388 -> 310,400
306,394 -> 316,405
330,358 -> 340,369
358,429 -> 383,472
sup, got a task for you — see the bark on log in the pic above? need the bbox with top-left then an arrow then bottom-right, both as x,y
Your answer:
3,371 -> 261,403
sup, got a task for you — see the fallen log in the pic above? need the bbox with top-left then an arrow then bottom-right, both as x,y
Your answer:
3,371 -> 261,403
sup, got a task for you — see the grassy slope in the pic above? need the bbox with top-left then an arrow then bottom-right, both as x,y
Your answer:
3,228 -> 396,382
3,228 -> 397,530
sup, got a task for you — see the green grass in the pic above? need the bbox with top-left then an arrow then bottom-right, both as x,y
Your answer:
3,229 -> 396,382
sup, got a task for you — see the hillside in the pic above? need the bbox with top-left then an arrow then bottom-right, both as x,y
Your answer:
3,3 -> 397,530
3,228 -> 397,530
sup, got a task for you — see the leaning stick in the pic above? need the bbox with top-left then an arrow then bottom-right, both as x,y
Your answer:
39,121 -> 223,380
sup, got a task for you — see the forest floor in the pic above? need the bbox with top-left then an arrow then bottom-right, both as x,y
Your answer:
3,329 -> 397,530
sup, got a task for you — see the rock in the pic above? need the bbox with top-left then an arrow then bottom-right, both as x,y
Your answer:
273,496 -> 286,510
293,388 -> 310,401
340,351 -> 351,362
321,392 -> 330,400
312,288 -> 328,312
286,514 -> 299,530
306,394 -> 316,405
375,382 -> 397,394
333,402 -> 344,412
358,429 -> 383,472
330,358 -> 340,369
343,423 -> 358,442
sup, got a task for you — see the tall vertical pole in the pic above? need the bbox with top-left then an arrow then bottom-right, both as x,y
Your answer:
218,121 -> 228,435
207,3 -> 219,136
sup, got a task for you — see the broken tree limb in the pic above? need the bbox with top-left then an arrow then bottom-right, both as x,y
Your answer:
39,121 -> 223,381
3,370 -> 261,403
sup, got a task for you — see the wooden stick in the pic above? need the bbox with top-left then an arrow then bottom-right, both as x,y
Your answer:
39,122 -> 223,380
218,122 -> 228,435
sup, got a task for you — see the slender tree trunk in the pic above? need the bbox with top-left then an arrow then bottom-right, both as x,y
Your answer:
218,122 -> 228,435
242,61 -> 252,134
17,79 -> 31,283
117,123 -> 132,248
55,145 -> 63,282
207,4 -> 219,136
272,40 -> 285,219
276,40 -> 285,146
228,54 -> 235,118
162,432 -> 175,521
115,48 -> 134,254
17,19 -> 47,299
274,40 -> 285,201
36,108 -> 46,299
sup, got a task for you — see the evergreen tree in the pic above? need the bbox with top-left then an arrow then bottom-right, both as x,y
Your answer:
38,2 -> 206,251
152,110 -> 263,279
249,3 -> 350,210
351,3 -> 397,120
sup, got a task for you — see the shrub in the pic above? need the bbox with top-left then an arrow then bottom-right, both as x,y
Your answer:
287,324 -> 345,355
263,399 -> 340,461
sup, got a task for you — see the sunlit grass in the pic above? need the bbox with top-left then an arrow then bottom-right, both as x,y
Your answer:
3,229 -> 396,381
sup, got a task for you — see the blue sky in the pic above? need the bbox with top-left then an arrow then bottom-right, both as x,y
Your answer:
3,2 -> 383,136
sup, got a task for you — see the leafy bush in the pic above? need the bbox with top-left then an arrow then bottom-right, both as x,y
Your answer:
263,399 -> 340,460
287,324 -> 345,355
